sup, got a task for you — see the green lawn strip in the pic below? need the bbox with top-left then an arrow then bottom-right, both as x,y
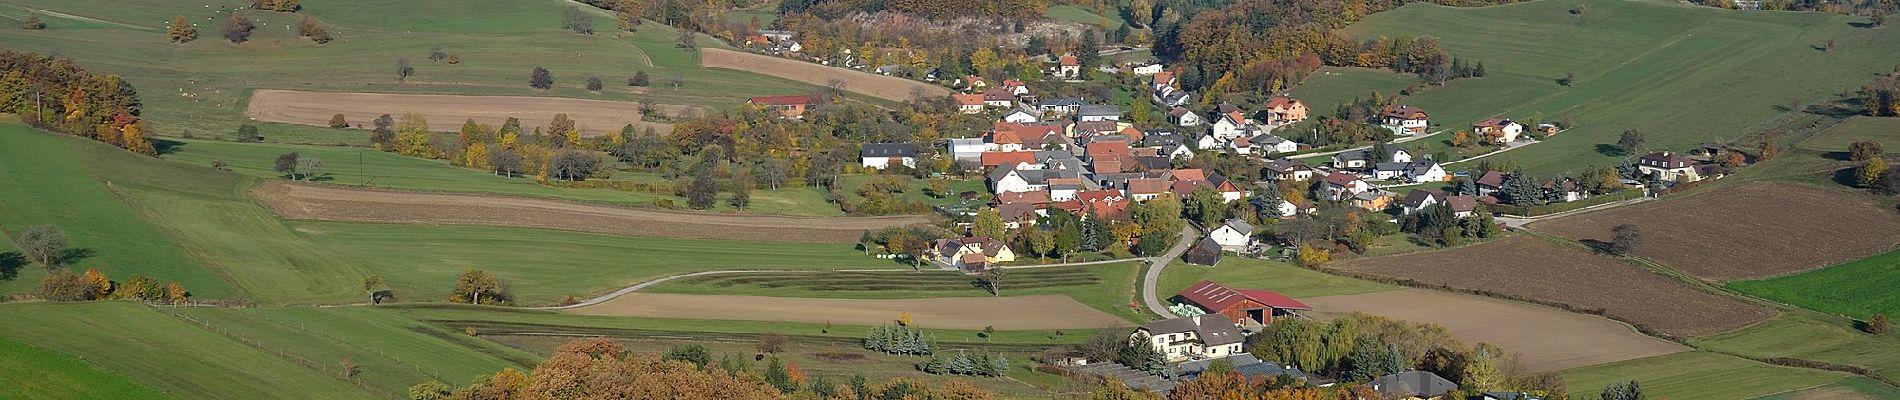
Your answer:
645,263 -> 1149,323
1728,247 -> 1900,319
0,123 -> 234,298
1300,0 -> 1900,176
0,235 -> 47,296
0,335 -> 175,400
839,174 -> 993,209
173,306 -> 535,395
1558,351 -> 1851,400
388,304 -> 1098,346
1044,5 -> 1123,30
1750,377 -> 1900,400
300,221 -> 893,306
1157,257 -> 1398,301
0,302 -> 375,399
1691,313 -> 1900,383
0,0 -> 819,144
1795,116 -> 1900,152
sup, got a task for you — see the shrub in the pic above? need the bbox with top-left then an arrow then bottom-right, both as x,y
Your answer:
1869,314 -> 1889,335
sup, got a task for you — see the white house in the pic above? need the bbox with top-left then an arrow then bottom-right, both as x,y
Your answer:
1078,105 -> 1121,122
1163,144 -> 1195,160
1132,63 -> 1164,75
1211,112 -> 1250,142
1001,108 -> 1040,124
946,138 -> 986,163
1406,162 -> 1447,183
1331,148 -> 1413,170
1381,105 -> 1430,135
1473,118 -> 1525,144
1169,106 -> 1204,127
1322,173 -> 1372,201
1637,151 -> 1705,182
1195,135 -> 1221,151
1372,162 -> 1410,181
1208,219 -> 1256,251
1134,314 -> 1246,363
1249,135 -> 1299,154
859,144 -> 917,169
988,166 -> 1048,194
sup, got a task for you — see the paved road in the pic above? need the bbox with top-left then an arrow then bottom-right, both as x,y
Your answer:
1140,225 -> 1200,319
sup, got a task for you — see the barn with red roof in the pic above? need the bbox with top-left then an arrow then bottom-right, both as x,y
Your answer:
1174,280 -> 1312,328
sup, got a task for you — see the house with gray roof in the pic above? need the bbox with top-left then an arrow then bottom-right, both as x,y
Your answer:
1175,354 -> 1317,385
1132,314 -> 1245,362
1371,371 -> 1458,399
860,143 -> 917,169
1208,218 -> 1256,251
1078,105 -> 1122,122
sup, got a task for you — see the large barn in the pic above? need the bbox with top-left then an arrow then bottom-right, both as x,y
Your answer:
1174,280 -> 1312,329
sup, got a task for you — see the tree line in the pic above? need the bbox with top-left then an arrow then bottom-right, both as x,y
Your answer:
4,224 -> 192,304
0,50 -> 156,156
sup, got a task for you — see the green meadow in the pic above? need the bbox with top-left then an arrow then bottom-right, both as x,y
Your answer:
1295,0 -> 1900,176
1728,247 -> 1900,319
0,335 -> 173,400
1157,257 -> 1398,300
1557,351 -> 1850,400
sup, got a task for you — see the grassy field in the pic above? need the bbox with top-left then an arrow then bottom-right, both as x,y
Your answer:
1753,377 -> 1900,400
1157,257 -> 1398,300
1045,5 -> 1123,30
1728,247 -> 1900,319
1298,0 -> 1900,176
1692,312 -> 1900,381
1558,351 -> 1851,400
172,306 -> 537,397
391,304 -> 1100,346
645,263 -> 1150,323
1796,116 -> 1900,152
0,302 -> 377,399
0,0 -> 815,144
0,336 -> 174,400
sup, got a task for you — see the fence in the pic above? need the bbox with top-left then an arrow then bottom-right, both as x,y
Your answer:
153,306 -> 408,400
1483,189 -> 1643,217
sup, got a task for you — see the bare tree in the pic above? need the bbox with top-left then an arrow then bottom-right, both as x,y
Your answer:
395,59 -> 414,82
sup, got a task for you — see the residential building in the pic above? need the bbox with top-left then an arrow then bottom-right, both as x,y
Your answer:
1125,178 -> 1171,201
1371,371 -> 1458,400
1183,237 -> 1223,266
1000,108 -> 1039,123
1250,135 -> 1300,154
1078,105 -> 1121,122
748,95 -> 817,119
860,144 -> 917,169
1056,54 -> 1081,79
1637,151 -> 1702,182
1169,106 -> 1204,126
1133,314 -> 1246,362
1207,219 -> 1256,251
1211,111 -> 1250,142
953,93 -> 986,114
1174,280 -> 1312,328
1037,98 -> 1085,117
1176,354 -> 1314,384
981,88 -> 1014,108
1352,190 -> 1396,211
932,237 -> 1016,272
1132,63 -> 1164,75
1261,96 -> 1309,125
1332,148 -> 1412,170
1473,118 -> 1525,144
1263,160 -> 1316,182
946,138 -> 986,164
1381,105 -> 1430,135
1322,173 -> 1372,200
1476,170 -> 1507,195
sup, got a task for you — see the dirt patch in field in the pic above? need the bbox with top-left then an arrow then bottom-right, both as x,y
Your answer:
700,49 -> 952,102
566,293 -> 1129,330
245,89 -> 687,136
1533,182 -> 1900,281
1302,289 -> 1688,373
250,181 -> 929,243
1334,237 -> 1776,337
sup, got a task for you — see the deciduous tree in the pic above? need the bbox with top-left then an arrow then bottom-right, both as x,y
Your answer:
166,282 -> 189,304
168,16 -> 198,43
1616,129 -> 1644,155
1850,141 -> 1883,162
221,13 -> 255,44
1609,224 -> 1640,255
972,209 -> 1006,239
395,59 -> 414,82
1858,157 -> 1887,188
561,6 -> 594,34
328,113 -> 349,128
16,225 -> 68,268
530,67 -> 554,90
450,269 -> 504,305
40,270 -> 89,301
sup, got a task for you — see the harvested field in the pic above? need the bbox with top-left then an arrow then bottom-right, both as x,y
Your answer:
701,49 -> 951,102
1302,289 -> 1688,373
1533,182 -> 1900,281
250,181 -> 929,243
1334,237 -> 1775,337
565,293 -> 1129,330
245,89 -> 686,136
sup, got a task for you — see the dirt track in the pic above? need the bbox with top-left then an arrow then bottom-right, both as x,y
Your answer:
1335,237 -> 1775,337
701,49 -> 952,102
245,89 -> 683,136
250,182 -> 929,243
1533,182 -> 1900,281
1302,289 -> 1688,373
566,293 -> 1129,330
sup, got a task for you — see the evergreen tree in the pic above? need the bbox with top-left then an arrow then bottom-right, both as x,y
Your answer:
864,325 -> 887,352
1081,211 -> 1106,252
1500,169 -> 1542,205
990,355 -> 1009,377
764,357 -> 796,393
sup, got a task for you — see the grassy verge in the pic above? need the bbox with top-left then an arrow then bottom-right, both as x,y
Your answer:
1157,257 -> 1397,300
1691,312 -> 1900,383
1558,351 -> 1850,400
1728,247 -> 1900,319
643,263 -> 1149,323
389,304 -> 1100,347
173,306 -> 537,396
0,335 -> 174,400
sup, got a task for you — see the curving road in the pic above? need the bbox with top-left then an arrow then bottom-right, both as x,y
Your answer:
1140,225 -> 1200,320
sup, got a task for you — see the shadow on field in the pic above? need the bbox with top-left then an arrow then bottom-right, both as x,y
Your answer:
152,138 -> 188,156
1830,167 -> 1861,187
1594,144 -> 1626,157
58,248 -> 96,266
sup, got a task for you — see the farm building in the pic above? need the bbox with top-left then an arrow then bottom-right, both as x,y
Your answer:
1174,280 -> 1312,329
859,143 -> 918,169
1183,237 -> 1223,266
748,95 -> 817,119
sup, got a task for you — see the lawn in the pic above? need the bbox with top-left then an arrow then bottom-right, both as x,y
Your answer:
1157,257 -> 1397,300
1045,5 -> 1123,30
1691,312 -> 1900,382
1558,351 -> 1850,400
1796,116 -> 1900,152
644,263 -> 1150,323
1299,0 -> 1900,176
0,336 -> 174,400
173,306 -> 538,397
1752,377 -> 1900,400
1728,247 -> 1900,319
1289,67 -> 1421,116
0,0 -> 820,144
0,302 -> 376,399
389,304 -> 1100,346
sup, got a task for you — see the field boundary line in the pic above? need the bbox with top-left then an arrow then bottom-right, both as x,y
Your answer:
147,305 -> 399,399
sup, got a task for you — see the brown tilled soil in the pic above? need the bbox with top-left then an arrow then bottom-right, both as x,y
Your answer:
1533,182 -> 1900,281
1333,237 -> 1776,337
566,293 -> 1129,330
1302,289 -> 1688,372
700,49 -> 952,102
245,89 -> 687,136
250,181 -> 929,243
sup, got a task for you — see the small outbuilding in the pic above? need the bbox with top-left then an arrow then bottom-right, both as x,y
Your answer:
1183,237 -> 1223,266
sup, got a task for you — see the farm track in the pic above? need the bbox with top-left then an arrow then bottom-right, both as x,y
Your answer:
565,293 -> 1129,330
250,181 -> 930,243
245,89 -> 682,136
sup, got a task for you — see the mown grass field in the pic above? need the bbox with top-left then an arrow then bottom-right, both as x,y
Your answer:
0,335 -> 173,400
646,263 -> 1149,323
391,304 -> 1100,346
1753,377 -> 1900,400
1692,313 -> 1900,382
1157,257 -> 1398,300
1045,5 -> 1123,30
0,302 -> 377,399
0,0 -> 812,144
1299,0 -> 1900,176
172,306 -> 537,397
1796,116 -> 1900,152
1558,351 -> 1851,400
1728,247 -> 1900,319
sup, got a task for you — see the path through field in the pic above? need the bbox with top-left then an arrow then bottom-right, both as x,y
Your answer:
566,293 -> 1129,330
1303,289 -> 1689,373
245,89 -> 684,136
251,181 -> 929,243
700,49 -> 951,102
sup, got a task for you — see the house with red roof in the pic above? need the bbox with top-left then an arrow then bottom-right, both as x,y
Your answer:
953,93 -> 986,114
1262,96 -> 1308,126
1174,280 -> 1312,328
1381,105 -> 1430,135
748,95 -> 817,119
979,151 -> 1039,169
1056,54 -> 1081,79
